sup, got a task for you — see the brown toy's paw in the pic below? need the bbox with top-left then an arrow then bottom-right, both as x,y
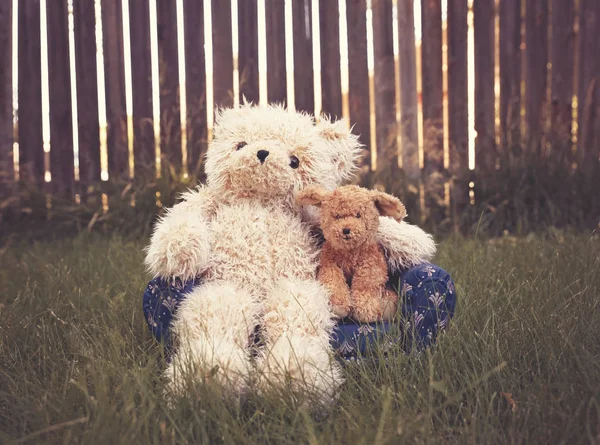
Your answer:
380,290 -> 399,321
350,302 -> 381,323
328,288 -> 352,319
330,304 -> 351,319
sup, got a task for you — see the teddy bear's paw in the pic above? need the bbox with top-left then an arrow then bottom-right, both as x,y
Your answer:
255,334 -> 343,404
165,338 -> 253,399
145,221 -> 211,281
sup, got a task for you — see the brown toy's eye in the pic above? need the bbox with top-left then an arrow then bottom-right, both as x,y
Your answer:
356,212 -> 361,218
235,141 -> 247,150
289,155 -> 300,169
334,214 -> 342,220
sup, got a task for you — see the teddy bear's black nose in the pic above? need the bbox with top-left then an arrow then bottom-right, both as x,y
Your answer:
343,228 -> 351,235
257,150 -> 269,163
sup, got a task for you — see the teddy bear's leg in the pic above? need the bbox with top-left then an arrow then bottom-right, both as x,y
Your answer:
258,278 -> 343,402
165,280 -> 260,397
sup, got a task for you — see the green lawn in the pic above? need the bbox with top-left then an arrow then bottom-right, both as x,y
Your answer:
0,231 -> 599,444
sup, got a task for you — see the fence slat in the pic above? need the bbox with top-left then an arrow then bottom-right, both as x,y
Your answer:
474,0 -> 496,171
265,0 -> 286,105
101,0 -> 128,180
292,0 -> 314,113
500,0 -> 522,154
129,0 -> 154,179
398,0 -> 420,182
346,0 -> 370,167
447,0 -> 468,225
397,0 -> 421,221
238,0 -> 259,104
47,0 -> 74,195
577,0 -> 600,167
420,0 -> 444,220
212,0 -> 234,108
0,0 -> 12,197
550,0 -> 574,157
74,0 -> 100,184
183,0 -> 206,175
18,0 -> 43,184
372,0 -> 398,176
320,0 -> 342,118
525,0 -> 548,154
157,0 -> 182,172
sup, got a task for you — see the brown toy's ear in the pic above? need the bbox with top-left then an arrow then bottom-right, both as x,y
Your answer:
296,186 -> 330,207
372,191 -> 407,221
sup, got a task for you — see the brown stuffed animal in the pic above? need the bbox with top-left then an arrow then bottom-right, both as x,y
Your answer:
297,185 -> 407,323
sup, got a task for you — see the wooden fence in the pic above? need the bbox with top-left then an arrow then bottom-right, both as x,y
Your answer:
0,0 -> 599,222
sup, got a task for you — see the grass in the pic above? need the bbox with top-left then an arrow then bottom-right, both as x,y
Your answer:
0,230 -> 599,444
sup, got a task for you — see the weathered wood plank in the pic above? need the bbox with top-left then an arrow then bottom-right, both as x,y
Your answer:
550,0 -> 574,156
397,0 -> 420,181
212,0 -> 234,108
238,0 -> 259,104
372,0 -> 397,174
47,0 -> 74,195
129,0 -> 154,179
474,0 -> 495,171
420,0 -> 445,219
525,0 -> 548,154
0,0 -> 13,196
447,0 -> 469,225
319,0 -> 342,118
18,0 -> 44,184
183,0 -> 207,175
74,0 -> 100,184
499,0 -> 522,153
345,0 -> 370,168
101,0 -> 128,179
265,0 -> 286,105
292,0 -> 314,113
577,0 -> 600,168
157,0 -> 182,171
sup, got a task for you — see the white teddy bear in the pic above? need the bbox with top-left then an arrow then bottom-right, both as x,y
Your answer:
144,104 -> 435,402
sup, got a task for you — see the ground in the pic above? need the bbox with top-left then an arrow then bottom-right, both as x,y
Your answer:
0,231 -> 599,444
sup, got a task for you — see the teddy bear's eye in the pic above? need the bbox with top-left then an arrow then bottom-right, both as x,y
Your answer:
334,214 -> 342,220
235,141 -> 247,150
356,212 -> 361,218
289,155 -> 300,169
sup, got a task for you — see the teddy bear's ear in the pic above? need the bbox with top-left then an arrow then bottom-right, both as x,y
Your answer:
296,185 -> 330,207
315,116 -> 363,183
372,191 -> 407,221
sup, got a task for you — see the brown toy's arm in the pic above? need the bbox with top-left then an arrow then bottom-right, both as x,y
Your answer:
318,247 -> 351,318
350,247 -> 390,323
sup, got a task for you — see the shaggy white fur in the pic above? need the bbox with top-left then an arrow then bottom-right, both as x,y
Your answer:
377,217 -> 436,271
144,103 -> 436,404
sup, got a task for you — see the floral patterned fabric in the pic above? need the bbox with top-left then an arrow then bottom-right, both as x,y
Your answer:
332,263 -> 456,359
142,264 -> 456,359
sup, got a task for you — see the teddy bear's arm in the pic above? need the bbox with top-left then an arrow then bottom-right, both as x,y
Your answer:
376,217 -> 436,272
144,186 -> 215,281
